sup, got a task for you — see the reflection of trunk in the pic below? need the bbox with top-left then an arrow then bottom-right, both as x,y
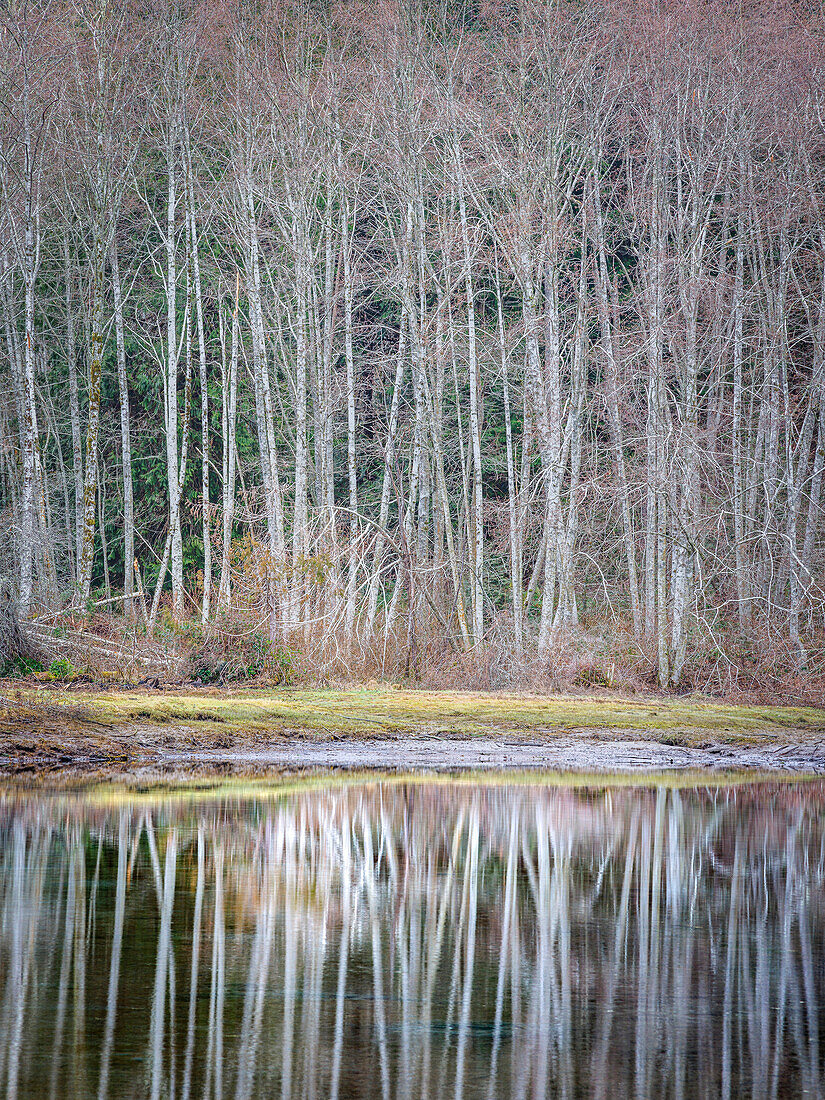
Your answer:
235,837 -> 274,1100
97,814 -> 127,1100
203,840 -> 225,1100
281,850 -> 297,1100
6,825 -> 43,1100
329,824 -> 351,1100
49,830 -> 77,1100
181,828 -> 204,1100
591,811 -> 639,1100
363,817 -> 391,1100
148,828 -> 177,1100
454,809 -> 479,1099
486,816 -> 518,1098
721,836 -> 742,1100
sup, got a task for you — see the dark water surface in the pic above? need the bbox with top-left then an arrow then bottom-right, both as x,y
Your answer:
0,778 -> 823,1099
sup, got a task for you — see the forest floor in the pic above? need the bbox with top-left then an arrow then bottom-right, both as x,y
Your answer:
2,684 -> 825,778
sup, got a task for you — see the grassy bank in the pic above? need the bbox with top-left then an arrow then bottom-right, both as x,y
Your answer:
13,685 -> 825,744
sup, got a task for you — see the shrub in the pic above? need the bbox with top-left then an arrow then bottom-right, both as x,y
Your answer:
47,657 -> 75,680
189,629 -> 297,685
0,654 -> 43,678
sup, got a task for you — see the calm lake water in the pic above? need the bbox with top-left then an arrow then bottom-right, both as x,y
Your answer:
0,778 -> 823,1099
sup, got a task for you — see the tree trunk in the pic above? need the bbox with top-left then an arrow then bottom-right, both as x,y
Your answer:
63,230 -> 84,584
165,126 -> 184,616
111,238 -> 134,617
78,222 -> 105,605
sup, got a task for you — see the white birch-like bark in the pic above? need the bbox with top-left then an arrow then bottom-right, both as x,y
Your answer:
63,230 -> 84,582
731,157 -> 750,629
553,241 -> 586,630
218,283 -> 238,611
292,210 -> 310,564
183,118 -> 210,624
365,313 -> 406,637
494,251 -> 523,653
111,237 -> 134,615
150,265 -> 193,630
77,209 -> 105,604
455,147 -> 484,643
243,171 -> 287,636
15,50 -> 43,614
340,182 -> 359,634
164,106 -> 183,616
19,213 -> 38,614
539,252 -> 563,653
647,121 -> 670,687
591,165 -> 641,635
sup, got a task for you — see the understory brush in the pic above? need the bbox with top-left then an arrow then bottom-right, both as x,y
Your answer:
188,616 -> 297,685
6,588 -> 825,706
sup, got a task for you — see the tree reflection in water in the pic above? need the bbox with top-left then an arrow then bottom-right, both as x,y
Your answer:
0,781 -> 822,1099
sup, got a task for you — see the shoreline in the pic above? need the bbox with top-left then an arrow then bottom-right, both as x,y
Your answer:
3,685 -> 825,777
2,725 -> 824,779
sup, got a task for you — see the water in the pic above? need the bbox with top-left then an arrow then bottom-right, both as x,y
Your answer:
0,777 -> 823,1099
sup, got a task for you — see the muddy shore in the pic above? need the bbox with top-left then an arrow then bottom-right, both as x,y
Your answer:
157,733 -> 825,774
3,721 -> 825,778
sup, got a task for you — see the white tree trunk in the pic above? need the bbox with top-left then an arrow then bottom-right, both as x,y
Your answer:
111,238 -> 134,615
78,223 -> 105,604
218,285 -> 238,612
456,149 -> 484,643
165,131 -> 184,616
63,231 -> 84,583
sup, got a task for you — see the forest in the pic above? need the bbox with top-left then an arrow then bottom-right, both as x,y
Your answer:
2,0 -> 825,697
